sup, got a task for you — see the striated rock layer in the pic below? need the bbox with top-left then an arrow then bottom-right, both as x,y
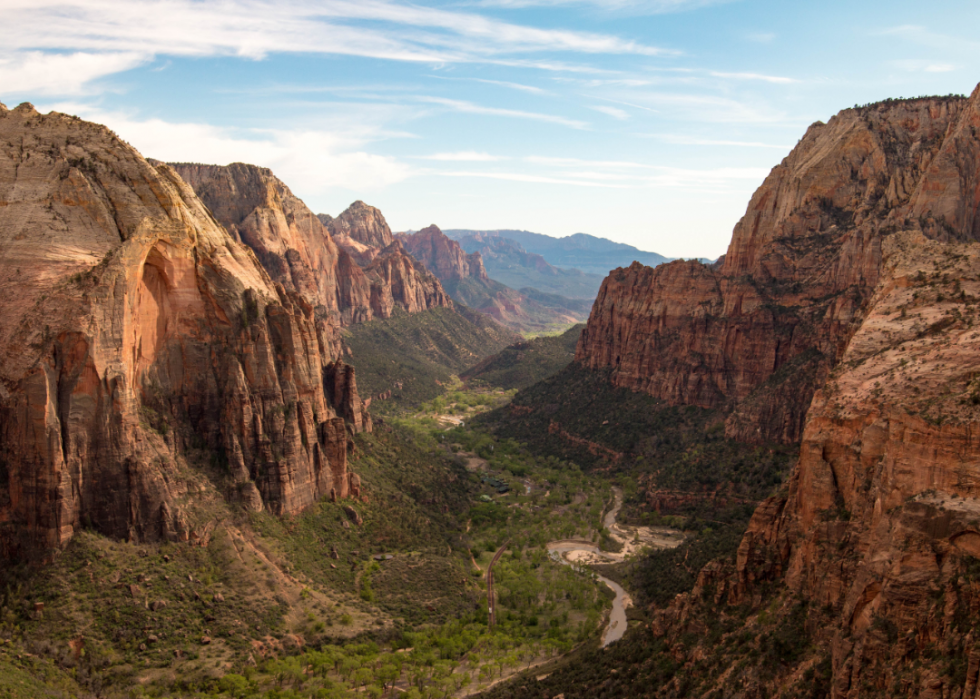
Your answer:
170,165 -> 451,330
399,224 -> 590,334
398,225 -> 488,282
577,89 -> 980,444
0,105 -> 369,560
649,230 -> 980,698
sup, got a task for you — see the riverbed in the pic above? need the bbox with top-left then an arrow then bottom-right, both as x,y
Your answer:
547,487 -> 685,647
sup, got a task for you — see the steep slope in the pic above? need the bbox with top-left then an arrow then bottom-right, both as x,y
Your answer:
400,225 -> 591,334
0,105 -> 369,560
461,323 -> 583,391
398,224 -> 488,282
343,306 -> 519,411
323,199 -> 393,251
455,232 -> 605,299
170,165 -> 451,330
445,228 -> 670,277
577,93 -> 977,444
482,87 -> 980,699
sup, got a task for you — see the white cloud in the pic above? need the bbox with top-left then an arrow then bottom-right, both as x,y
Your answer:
0,50 -> 147,95
418,96 -> 589,129
591,105 -> 630,120
436,161 -> 767,190
471,78 -> 548,94
0,0 -> 671,99
655,134 -> 792,149
889,59 -> 957,74
471,0 -> 737,14
43,104 -> 413,195
421,151 -> 507,161
708,71 -> 797,84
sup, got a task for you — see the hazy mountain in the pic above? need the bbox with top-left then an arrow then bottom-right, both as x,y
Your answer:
443,228 -> 671,277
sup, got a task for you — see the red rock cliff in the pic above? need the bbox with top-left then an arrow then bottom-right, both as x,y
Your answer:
634,87 -> 980,697
0,105 -> 368,560
577,90 -> 979,443
398,225 -> 489,282
170,164 -> 452,326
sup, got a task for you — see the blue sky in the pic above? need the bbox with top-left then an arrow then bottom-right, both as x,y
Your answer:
2,0 -> 979,258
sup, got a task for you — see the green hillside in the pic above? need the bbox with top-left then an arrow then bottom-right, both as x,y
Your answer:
342,306 -> 518,412
462,324 -> 583,391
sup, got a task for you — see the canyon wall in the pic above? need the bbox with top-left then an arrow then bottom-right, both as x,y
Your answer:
170,165 -> 452,330
399,225 -> 489,282
577,91 -> 979,444
0,105 -> 368,560
625,87 -> 980,697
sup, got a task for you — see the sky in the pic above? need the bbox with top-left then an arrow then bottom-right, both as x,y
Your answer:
2,1 -> 979,259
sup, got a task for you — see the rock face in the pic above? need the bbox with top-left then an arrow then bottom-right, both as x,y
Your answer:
577,91 -> 979,444
727,231 -> 980,696
0,106 -> 369,560
170,165 -> 451,325
325,200 -> 393,250
583,86 -> 980,697
398,225 -> 488,282
398,225 -> 590,334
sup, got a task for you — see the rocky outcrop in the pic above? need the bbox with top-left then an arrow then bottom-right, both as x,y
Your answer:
325,200 -> 393,252
724,231 -> 980,696
361,240 -> 453,317
397,224 -> 589,334
597,87 -> 980,698
577,91 -> 979,444
398,225 -> 488,282
170,165 -> 451,326
0,106 -> 369,560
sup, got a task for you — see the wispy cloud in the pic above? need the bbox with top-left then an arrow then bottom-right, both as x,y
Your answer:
0,51 -> 148,95
418,96 -> 589,129
436,160 -> 767,190
471,0 -> 738,15
654,134 -> 792,149
889,59 -> 957,74
420,151 -> 507,161
42,103 -> 413,198
471,78 -> 549,94
591,105 -> 630,120
876,25 -> 980,53
0,0 -> 674,96
429,75 -> 549,94
708,71 -> 797,84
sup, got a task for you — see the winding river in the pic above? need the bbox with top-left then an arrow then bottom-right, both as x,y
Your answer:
547,487 -> 685,647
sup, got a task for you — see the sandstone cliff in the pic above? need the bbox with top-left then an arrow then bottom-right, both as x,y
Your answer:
569,87 -> 980,698
399,225 -> 488,282
398,224 -> 590,334
577,91 -> 979,444
170,165 -> 451,325
0,105 -> 369,560
643,229 -> 980,698
325,200 -> 393,250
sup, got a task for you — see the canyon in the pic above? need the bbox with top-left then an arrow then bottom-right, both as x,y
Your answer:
0,105 -> 372,560
546,86 -> 980,697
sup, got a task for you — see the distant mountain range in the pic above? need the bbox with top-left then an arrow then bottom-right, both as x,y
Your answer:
443,229 -> 671,278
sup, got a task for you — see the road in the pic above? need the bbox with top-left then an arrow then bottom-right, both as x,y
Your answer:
486,540 -> 510,628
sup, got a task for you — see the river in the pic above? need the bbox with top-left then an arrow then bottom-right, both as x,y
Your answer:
547,487 -> 685,647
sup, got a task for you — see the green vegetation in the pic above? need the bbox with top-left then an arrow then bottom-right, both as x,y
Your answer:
342,306 -> 516,413
477,363 -> 797,524
441,277 -> 588,336
0,385 -> 621,698
461,324 -> 583,391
